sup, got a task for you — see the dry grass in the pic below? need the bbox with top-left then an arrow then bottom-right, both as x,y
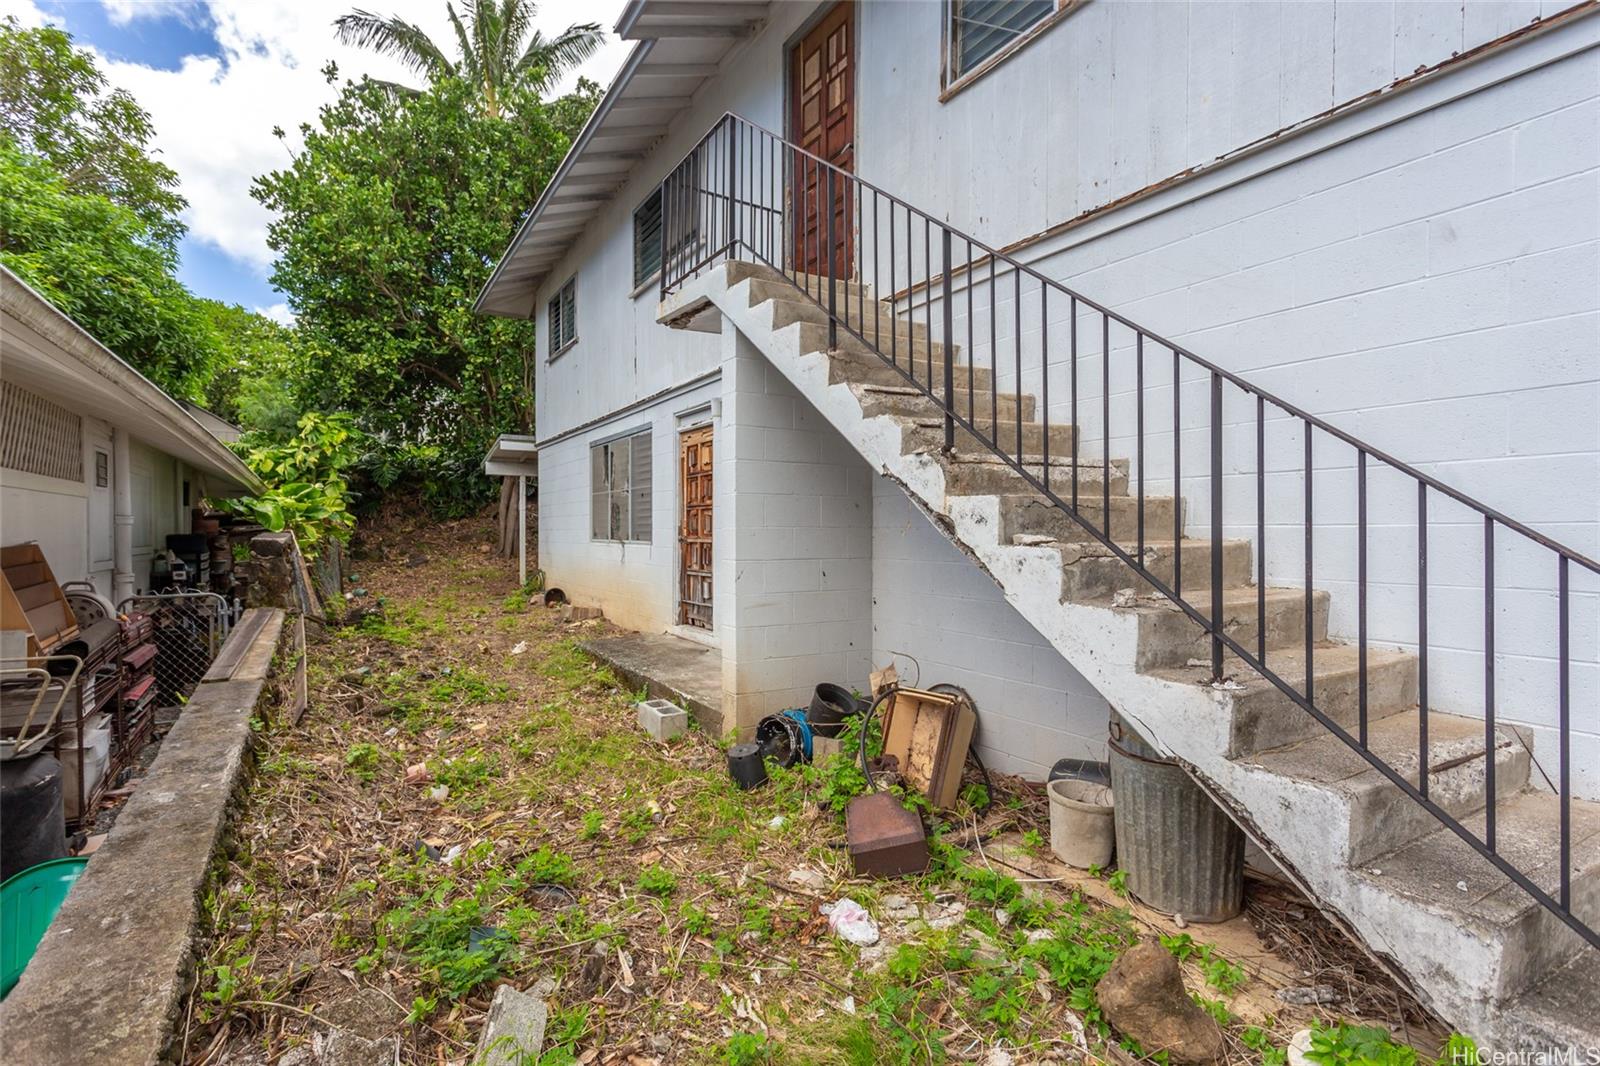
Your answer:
177,507 -> 1437,1066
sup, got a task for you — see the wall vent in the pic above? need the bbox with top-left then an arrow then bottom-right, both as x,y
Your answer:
1,381 -> 83,482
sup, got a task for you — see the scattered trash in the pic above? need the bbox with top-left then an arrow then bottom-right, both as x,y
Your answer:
786,868 -> 827,890
838,995 -> 856,1015
510,641 -> 528,656
1288,1029 -> 1317,1066
726,742 -> 767,790
429,784 -> 449,803
1112,588 -> 1138,608
821,897 -> 880,946
412,839 -> 441,862
845,792 -> 929,878
1456,880 -> 1469,892
443,844 -> 463,863
755,709 -> 813,766
1173,913 -> 1188,929
878,687 -> 975,807
767,815 -> 787,830
1277,984 -> 1341,1006
984,1049 -> 1014,1066
404,763 -> 430,785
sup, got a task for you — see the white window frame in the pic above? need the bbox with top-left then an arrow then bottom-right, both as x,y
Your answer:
941,0 -> 1080,102
590,427 -> 652,543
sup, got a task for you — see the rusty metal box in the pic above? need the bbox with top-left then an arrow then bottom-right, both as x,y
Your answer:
845,791 -> 929,878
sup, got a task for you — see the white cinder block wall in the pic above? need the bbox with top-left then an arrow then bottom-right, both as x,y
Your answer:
872,484 -> 1114,779
717,321 -> 874,734
535,378 -> 720,633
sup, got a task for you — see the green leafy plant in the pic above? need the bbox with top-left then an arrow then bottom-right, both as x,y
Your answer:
343,741 -> 382,783
1305,1023 -> 1418,1066
636,865 -> 677,897
220,412 -> 359,554
722,1032 -> 776,1066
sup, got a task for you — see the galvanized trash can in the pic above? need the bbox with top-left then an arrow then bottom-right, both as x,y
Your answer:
1107,714 -> 1244,922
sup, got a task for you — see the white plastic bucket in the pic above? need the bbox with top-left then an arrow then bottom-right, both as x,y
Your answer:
1047,777 -> 1115,869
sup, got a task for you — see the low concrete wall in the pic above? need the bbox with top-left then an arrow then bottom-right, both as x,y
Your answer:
0,607 -> 290,1066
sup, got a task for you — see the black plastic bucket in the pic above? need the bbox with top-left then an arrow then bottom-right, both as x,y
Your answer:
727,742 -> 768,790
806,682 -> 858,738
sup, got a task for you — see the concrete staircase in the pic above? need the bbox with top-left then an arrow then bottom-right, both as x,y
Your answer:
661,260 -> 1600,1049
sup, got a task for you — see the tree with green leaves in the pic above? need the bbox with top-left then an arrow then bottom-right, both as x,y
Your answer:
333,0 -> 602,118
252,69 -> 596,514
0,16 -> 187,251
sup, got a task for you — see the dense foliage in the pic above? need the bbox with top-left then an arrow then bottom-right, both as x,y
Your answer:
222,413 -> 360,554
0,19 -> 281,406
253,70 -> 595,514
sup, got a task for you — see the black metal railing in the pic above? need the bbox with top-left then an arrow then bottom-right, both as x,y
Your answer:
660,112 -> 1599,950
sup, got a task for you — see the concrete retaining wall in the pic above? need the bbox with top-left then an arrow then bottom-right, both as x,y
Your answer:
0,607 -> 291,1066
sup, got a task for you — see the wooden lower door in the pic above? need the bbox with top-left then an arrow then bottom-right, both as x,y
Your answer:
678,425 -> 713,629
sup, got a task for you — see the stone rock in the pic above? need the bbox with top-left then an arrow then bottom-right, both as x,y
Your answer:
1095,942 -> 1226,1064
319,1029 -> 401,1066
316,986 -> 399,1041
473,984 -> 549,1066
925,900 -> 967,930
786,868 -> 827,890
881,894 -> 919,921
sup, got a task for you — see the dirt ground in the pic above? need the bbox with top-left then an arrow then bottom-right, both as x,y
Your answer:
178,507 -> 1442,1066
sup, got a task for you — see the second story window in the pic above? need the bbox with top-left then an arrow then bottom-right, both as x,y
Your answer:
948,1 -> 1062,85
548,275 -> 576,355
634,190 -> 663,289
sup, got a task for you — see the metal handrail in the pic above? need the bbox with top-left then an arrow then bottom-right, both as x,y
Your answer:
660,111 -> 1598,951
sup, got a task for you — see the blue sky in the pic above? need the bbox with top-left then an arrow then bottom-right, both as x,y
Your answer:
17,0 -> 630,323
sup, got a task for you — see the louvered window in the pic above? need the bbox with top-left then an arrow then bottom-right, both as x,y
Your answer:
950,0 -> 1057,79
1,382 -> 82,482
634,191 -> 663,288
547,276 -> 577,355
590,428 -> 652,542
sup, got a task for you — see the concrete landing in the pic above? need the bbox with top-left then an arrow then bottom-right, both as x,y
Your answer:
580,633 -> 722,734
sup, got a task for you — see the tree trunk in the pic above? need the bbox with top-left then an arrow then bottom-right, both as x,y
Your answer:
495,476 -> 516,558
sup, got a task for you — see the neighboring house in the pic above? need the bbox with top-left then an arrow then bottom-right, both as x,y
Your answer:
477,1 -> 1599,1043
1,265 -> 262,605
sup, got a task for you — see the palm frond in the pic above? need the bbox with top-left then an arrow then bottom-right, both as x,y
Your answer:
511,21 -> 603,94
334,9 -> 456,81
444,2 -> 481,91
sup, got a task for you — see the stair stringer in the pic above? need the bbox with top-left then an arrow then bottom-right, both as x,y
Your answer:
664,263 -> 1573,1048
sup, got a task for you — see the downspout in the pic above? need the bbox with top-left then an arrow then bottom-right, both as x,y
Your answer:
112,428 -> 134,605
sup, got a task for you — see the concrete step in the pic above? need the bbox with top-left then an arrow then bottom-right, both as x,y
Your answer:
1248,709 -> 1531,865
999,493 -> 1185,546
728,261 -> 871,301
780,301 -> 956,361
1357,790 -> 1600,1005
898,417 -> 1077,457
1151,642 -> 1421,755
853,383 -> 1035,423
1132,584 -> 1330,671
942,453 -> 1130,498
1052,537 -> 1254,603
1498,952 -> 1600,1053
822,344 -> 997,392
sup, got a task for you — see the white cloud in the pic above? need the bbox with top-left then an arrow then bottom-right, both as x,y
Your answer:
100,1 -> 204,26
254,301 -> 294,326
86,0 -> 630,276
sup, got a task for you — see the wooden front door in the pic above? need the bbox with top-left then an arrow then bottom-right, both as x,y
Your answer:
791,1 -> 854,278
678,425 -> 714,629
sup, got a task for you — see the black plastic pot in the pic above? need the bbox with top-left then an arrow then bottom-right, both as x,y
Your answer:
727,742 -> 768,790
806,682 -> 858,738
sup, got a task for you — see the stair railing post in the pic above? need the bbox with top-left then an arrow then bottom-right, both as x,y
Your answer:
942,228 -> 955,452
725,116 -> 736,264
826,166 -> 837,350
1210,371 -> 1224,680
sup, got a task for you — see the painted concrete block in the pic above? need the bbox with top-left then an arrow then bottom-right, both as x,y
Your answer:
637,698 -> 688,741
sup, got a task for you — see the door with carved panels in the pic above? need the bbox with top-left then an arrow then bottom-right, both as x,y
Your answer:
678,425 -> 713,629
791,1 -> 854,278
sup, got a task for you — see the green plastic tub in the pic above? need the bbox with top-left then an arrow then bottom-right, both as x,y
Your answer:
1,856 -> 88,998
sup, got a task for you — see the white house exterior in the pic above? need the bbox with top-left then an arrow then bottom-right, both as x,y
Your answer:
480,2 -> 1599,1041
1,266 -> 261,604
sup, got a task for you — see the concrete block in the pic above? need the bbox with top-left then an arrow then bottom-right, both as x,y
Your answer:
322,1030 -> 401,1066
636,698 -> 688,741
560,604 -> 603,622
812,734 -> 846,761
473,984 -> 548,1066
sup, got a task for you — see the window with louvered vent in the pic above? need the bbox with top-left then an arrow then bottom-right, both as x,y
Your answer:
946,1 -> 1071,89
547,275 -> 576,356
590,428 -> 652,542
1,382 -> 83,482
634,191 -> 663,288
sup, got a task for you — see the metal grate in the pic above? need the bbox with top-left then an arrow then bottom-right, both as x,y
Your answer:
118,592 -> 231,707
0,381 -> 82,482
